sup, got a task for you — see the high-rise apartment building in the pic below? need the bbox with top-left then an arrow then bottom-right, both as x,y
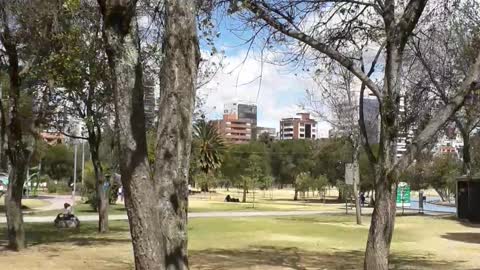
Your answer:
279,113 -> 317,140
211,114 -> 252,144
363,96 -> 380,144
224,102 -> 257,137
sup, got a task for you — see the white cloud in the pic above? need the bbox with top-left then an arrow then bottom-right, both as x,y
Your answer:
198,51 -> 319,131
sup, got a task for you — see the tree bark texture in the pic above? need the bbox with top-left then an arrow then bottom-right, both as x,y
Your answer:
152,0 -> 199,268
363,57 -> 401,270
5,155 -> 28,250
99,0 -> 160,268
98,0 -> 199,269
352,145 -> 362,225
90,139 -> 109,233
364,174 -> 397,270
86,76 -> 109,233
1,6 -> 30,249
460,127 -> 471,176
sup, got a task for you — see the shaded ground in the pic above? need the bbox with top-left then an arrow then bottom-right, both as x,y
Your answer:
191,247 -> 462,270
441,233 -> 480,244
0,214 -> 479,269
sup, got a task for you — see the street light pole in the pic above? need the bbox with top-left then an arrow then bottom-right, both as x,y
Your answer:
81,141 -> 85,185
72,142 -> 77,212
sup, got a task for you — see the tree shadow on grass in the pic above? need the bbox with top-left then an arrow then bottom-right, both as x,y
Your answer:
440,215 -> 480,228
0,205 -> 31,213
0,220 -> 131,249
190,246 -> 464,270
441,233 -> 480,244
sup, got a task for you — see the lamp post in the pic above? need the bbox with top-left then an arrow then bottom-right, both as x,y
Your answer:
81,141 -> 85,186
72,141 -> 77,212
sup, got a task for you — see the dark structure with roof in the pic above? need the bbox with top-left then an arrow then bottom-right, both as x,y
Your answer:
457,176 -> 480,222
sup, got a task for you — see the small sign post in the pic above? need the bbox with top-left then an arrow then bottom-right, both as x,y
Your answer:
396,182 -> 411,215
345,163 -> 361,225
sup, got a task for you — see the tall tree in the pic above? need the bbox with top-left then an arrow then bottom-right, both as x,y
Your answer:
98,0 -> 200,268
230,1 -> 480,269
49,0 -> 113,233
192,116 -> 225,191
411,1 -> 480,176
270,140 -> 314,200
0,0 -> 60,250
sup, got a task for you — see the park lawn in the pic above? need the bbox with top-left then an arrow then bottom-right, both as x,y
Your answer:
0,198 -> 50,213
188,199 -> 340,213
0,214 -> 479,269
22,198 -> 341,217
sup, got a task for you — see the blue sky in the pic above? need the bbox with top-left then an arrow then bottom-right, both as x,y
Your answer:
198,16 -> 331,137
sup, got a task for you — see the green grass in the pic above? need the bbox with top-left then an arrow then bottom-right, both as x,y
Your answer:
188,199 -> 339,213
19,199 -> 339,217
0,198 -> 50,213
0,214 -> 477,269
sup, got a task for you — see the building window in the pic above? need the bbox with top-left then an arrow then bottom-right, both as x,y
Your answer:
300,123 -> 305,127
305,124 -> 312,138
300,134 -> 305,138
300,128 -> 305,132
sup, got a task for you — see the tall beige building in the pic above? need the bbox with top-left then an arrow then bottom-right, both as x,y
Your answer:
279,113 -> 317,140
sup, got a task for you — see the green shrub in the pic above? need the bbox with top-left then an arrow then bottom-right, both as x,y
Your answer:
87,192 -> 98,212
109,180 -> 120,205
47,180 -> 57,193
47,180 -> 71,194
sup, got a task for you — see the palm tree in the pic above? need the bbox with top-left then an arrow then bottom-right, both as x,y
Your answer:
192,116 -> 225,191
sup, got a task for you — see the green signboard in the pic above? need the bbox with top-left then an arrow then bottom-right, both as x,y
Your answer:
396,182 -> 411,207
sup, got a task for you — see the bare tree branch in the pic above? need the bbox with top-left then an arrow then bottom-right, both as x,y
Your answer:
396,0 -> 429,51
241,0 -> 384,101
393,50 -> 480,174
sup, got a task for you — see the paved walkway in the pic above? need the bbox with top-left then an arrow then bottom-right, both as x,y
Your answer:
0,210 -> 343,224
29,195 -> 77,211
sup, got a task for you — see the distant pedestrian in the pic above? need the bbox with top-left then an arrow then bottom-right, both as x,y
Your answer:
360,192 -> 366,207
118,186 -> 124,202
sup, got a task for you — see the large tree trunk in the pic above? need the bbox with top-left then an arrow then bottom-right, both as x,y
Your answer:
352,146 -> 362,225
5,153 -> 29,250
0,129 -> 7,171
364,176 -> 397,270
1,11 -> 30,250
90,141 -> 108,233
460,129 -> 471,176
152,0 -> 199,267
364,37 -> 403,268
99,0 -> 160,267
99,0 -> 199,269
